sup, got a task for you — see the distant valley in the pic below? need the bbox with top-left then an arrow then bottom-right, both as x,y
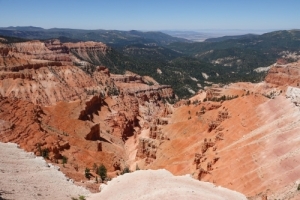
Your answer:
1,27 -> 300,99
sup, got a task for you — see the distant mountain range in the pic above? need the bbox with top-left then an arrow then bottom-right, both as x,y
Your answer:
203,34 -> 258,42
161,29 -> 273,42
0,26 -> 189,45
1,27 -> 300,98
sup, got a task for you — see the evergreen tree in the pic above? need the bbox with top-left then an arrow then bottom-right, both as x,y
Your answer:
97,164 -> 107,181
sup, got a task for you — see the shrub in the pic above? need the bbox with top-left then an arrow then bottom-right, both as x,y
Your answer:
62,155 -> 68,167
85,168 -> 91,180
41,148 -> 49,159
97,164 -> 107,181
148,81 -> 154,86
79,195 -> 86,200
71,195 -> 86,200
62,156 -> 68,164
121,167 -> 131,175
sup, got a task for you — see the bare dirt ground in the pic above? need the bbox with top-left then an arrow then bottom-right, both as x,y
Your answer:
87,169 -> 247,200
0,142 -> 90,200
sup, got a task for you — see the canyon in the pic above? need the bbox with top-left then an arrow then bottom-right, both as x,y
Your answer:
1,38 -> 300,199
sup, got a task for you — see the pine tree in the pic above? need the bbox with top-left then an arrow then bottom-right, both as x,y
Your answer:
97,164 -> 107,181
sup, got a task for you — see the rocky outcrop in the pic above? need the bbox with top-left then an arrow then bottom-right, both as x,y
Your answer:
0,39 -> 121,106
0,64 -> 102,105
123,85 -> 174,99
79,96 -> 103,121
111,74 -> 143,83
286,86 -> 300,106
0,97 -> 45,151
136,138 -> 158,162
0,61 -> 62,73
265,61 -> 300,87
64,41 -> 108,52
44,39 -> 69,54
208,108 -> 229,132
63,41 -> 109,65
49,140 -> 71,159
85,124 -> 101,141
206,87 -> 222,100
149,124 -> 168,140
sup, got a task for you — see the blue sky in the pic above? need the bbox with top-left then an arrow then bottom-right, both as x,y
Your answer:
0,0 -> 299,31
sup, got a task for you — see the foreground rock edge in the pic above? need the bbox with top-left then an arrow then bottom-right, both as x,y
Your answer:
0,142 -> 90,200
87,169 -> 247,200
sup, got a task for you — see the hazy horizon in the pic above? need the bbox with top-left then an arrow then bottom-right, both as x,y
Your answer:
0,25 -> 279,32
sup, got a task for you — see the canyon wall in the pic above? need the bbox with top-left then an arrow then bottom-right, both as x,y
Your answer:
0,39 -> 175,186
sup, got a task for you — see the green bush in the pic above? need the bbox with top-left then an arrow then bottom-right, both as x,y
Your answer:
97,164 -> 107,181
85,168 -> 91,180
62,156 -> 68,164
71,195 -> 86,200
79,196 -> 86,200
41,148 -> 49,159
121,167 -> 131,175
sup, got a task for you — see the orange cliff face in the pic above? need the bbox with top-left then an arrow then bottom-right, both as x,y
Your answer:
0,39 -> 114,105
143,61 -> 300,199
0,39 -> 175,190
265,61 -> 300,87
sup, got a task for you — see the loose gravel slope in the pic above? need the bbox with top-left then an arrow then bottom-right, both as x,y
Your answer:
0,142 -> 90,200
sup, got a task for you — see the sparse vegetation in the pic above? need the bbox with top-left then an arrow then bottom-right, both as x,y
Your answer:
147,81 -> 154,86
71,195 -> 86,200
84,168 -> 91,180
108,87 -> 119,96
121,166 -> 131,175
208,95 -> 239,102
97,164 -> 107,181
41,148 -> 49,159
37,143 -> 49,159
62,156 -> 68,167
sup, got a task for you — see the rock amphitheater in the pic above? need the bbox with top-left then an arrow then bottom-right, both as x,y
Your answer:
1,39 -> 300,199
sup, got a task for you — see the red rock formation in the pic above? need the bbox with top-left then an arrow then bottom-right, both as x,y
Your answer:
85,124 -> 101,141
144,61 -> 300,199
265,61 -> 300,87
0,39 -> 175,190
